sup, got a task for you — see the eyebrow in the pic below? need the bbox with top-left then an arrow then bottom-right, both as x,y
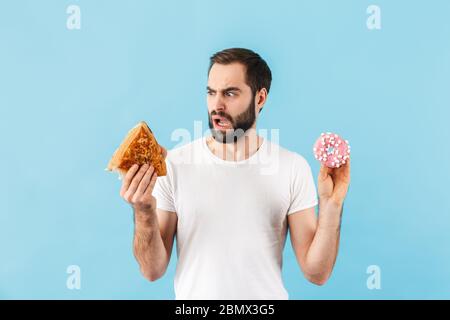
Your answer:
207,86 -> 242,93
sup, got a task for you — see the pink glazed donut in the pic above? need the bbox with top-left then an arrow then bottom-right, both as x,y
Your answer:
313,132 -> 350,168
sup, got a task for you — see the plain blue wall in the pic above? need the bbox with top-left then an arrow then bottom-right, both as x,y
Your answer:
1,0 -> 450,299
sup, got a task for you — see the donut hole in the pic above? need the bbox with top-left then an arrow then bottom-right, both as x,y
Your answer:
326,146 -> 335,155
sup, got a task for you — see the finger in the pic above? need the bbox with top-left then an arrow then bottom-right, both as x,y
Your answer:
319,164 -> 331,181
334,161 -> 351,195
144,170 -> 158,195
319,165 -> 326,180
125,164 -> 149,197
336,159 -> 351,179
120,164 -> 139,196
135,166 -> 155,196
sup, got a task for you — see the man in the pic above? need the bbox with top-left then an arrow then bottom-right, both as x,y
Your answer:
119,48 -> 351,299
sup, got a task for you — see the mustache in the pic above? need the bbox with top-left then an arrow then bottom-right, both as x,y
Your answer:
210,110 -> 233,123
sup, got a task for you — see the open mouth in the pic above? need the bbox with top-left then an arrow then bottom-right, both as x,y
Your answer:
212,116 -> 232,129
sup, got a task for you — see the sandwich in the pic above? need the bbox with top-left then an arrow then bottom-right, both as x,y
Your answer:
106,121 -> 167,177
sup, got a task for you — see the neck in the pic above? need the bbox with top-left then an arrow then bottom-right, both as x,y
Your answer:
207,126 -> 263,162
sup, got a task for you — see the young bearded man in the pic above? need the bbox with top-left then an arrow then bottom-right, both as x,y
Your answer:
119,48 -> 351,299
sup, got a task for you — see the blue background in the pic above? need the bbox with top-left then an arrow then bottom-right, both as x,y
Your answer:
1,0 -> 450,299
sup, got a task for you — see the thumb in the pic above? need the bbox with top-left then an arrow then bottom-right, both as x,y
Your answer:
319,164 -> 331,181
147,171 -> 158,192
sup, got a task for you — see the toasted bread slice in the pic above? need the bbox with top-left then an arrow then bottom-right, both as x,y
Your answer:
106,121 -> 167,177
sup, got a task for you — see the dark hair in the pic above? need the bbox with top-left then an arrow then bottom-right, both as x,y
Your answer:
208,48 -> 272,96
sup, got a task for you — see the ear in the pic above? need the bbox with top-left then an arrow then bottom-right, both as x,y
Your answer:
255,88 -> 268,114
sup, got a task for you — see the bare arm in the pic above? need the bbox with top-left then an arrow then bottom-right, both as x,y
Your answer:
133,207 -> 177,281
288,159 -> 350,285
120,147 -> 177,282
288,202 -> 343,285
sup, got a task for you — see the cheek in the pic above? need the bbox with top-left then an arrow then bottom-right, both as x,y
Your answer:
206,97 -> 214,112
234,97 -> 251,112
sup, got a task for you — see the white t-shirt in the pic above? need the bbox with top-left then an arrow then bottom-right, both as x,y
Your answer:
152,136 -> 318,300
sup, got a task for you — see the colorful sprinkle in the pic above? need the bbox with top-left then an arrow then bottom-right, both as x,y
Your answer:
313,132 -> 350,168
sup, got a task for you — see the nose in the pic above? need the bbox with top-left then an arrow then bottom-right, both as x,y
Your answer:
210,94 -> 226,113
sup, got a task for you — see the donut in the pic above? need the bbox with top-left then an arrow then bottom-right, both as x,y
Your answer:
313,132 -> 350,168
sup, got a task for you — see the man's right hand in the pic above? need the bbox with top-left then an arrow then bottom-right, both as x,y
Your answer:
120,146 -> 167,213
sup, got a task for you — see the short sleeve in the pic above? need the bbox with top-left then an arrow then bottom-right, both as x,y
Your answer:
287,154 -> 318,215
152,159 -> 177,213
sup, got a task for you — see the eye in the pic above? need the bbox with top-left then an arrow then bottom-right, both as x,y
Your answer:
225,91 -> 235,97
207,91 -> 214,96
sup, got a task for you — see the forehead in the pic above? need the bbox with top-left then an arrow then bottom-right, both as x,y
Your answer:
207,62 -> 249,90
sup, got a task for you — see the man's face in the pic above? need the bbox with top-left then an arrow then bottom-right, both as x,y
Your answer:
207,63 -> 257,144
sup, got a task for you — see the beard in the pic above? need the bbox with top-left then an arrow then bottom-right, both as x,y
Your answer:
208,95 -> 256,144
